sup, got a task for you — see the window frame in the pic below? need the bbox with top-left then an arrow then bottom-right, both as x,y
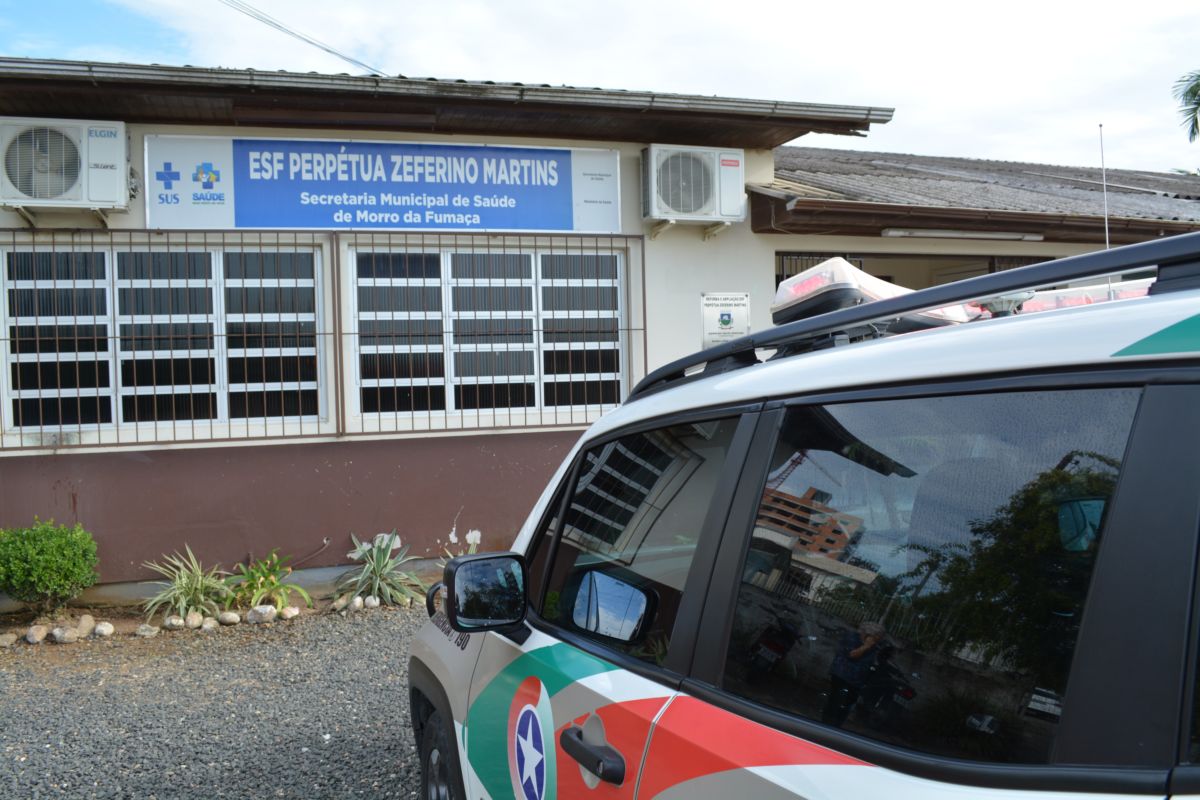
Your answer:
352,248 -> 447,420
347,245 -> 627,429
1,244 -> 328,439
686,369 -> 1200,793
114,250 -> 221,427
3,250 -> 116,430
522,402 -> 761,688
221,249 -> 324,424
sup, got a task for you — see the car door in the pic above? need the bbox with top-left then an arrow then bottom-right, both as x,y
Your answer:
640,381 -> 1200,799
460,410 -> 757,800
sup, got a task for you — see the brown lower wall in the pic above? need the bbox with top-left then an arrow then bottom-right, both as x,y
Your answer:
0,430 -> 582,583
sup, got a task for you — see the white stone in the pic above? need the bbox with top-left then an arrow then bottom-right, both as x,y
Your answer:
330,594 -> 350,612
76,614 -> 96,638
135,624 -> 159,638
279,606 -> 300,620
25,625 -> 48,644
350,596 -> 364,611
364,596 -> 380,609
50,627 -> 79,644
246,605 -> 277,624
218,611 -> 241,626
0,633 -> 18,648
185,611 -> 204,630
163,615 -> 185,631
200,617 -> 219,632
93,622 -> 114,638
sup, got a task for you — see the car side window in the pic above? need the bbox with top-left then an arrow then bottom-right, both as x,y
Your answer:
539,417 -> 742,666
720,389 -> 1140,764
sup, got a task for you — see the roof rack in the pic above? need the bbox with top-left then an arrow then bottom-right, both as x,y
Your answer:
627,230 -> 1200,402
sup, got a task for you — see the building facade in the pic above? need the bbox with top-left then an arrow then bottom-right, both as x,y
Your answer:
0,59 -> 890,581
2,58 -> 1197,584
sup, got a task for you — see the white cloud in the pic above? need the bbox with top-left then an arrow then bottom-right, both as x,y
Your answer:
69,0 -> 1200,171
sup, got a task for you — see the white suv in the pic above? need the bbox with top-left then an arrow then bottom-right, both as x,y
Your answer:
410,232 -> 1200,800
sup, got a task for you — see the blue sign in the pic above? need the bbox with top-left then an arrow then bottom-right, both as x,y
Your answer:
145,136 -> 621,232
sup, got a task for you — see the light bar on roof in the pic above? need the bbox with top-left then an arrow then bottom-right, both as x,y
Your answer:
771,257 -> 971,327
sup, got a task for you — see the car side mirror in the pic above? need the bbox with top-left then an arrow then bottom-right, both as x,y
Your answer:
441,552 -> 527,634
570,569 -> 653,644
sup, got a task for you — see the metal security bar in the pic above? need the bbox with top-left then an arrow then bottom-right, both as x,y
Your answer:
0,229 -> 645,451
343,232 -> 643,435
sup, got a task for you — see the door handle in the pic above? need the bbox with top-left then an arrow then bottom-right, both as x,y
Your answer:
560,725 -> 626,785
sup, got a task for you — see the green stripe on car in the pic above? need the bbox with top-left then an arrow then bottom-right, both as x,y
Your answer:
1114,313 -> 1200,357
465,642 -> 618,799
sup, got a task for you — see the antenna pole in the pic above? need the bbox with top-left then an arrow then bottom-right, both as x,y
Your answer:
1100,123 -> 1114,298
1100,123 -> 1111,251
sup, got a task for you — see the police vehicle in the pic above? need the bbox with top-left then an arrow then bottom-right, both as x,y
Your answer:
410,231 -> 1200,800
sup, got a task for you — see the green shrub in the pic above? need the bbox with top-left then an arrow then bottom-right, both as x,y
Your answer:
225,550 -> 312,610
0,518 -> 99,613
337,531 -> 426,606
143,545 -> 230,620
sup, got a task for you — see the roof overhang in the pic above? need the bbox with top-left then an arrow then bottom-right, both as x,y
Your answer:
750,183 -> 1200,245
0,58 -> 894,149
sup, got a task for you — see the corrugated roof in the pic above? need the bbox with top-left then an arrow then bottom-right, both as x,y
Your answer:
0,58 -> 893,149
773,147 -> 1200,223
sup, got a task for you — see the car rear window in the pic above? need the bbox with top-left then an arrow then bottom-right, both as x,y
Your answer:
720,388 -> 1140,765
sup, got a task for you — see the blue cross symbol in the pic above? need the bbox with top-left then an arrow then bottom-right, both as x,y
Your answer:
155,162 -> 181,189
192,162 -> 221,190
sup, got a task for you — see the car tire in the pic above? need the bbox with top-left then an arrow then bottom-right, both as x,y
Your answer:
420,709 -> 464,800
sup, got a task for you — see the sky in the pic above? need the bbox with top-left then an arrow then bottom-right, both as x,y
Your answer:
0,0 -> 1197,173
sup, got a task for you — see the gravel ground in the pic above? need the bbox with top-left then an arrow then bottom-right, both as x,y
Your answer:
0,606 -> 428,799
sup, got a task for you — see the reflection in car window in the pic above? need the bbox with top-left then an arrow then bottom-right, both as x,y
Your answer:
540,417 -> 741,665
525,483 -> 565,615
721,390 -> 1140,764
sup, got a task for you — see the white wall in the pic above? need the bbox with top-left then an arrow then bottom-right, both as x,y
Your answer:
637,148 -> 780,367
0,123 -> 1102,378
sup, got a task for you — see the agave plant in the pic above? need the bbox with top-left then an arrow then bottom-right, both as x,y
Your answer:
436,527 -> 482,570
225,549 -> 313,610
337,531 -> 426,606
143,545 -> 230,620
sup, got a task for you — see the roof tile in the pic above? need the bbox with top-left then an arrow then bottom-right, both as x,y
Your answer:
775,147 -> 1200,222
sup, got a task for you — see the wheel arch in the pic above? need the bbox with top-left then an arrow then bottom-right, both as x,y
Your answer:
409,654 -> 470,799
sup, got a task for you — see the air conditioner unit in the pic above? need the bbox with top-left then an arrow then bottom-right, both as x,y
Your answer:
0,118 -> 128,209
641,144 -> 746,223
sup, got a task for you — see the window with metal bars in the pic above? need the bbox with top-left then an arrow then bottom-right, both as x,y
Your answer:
6,251 -> 113,427
224,252 -> 319,420
352,248 -> 624,423
3,247 -> 322,432
1,233 -> 642,448
116,252 -> 217,423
